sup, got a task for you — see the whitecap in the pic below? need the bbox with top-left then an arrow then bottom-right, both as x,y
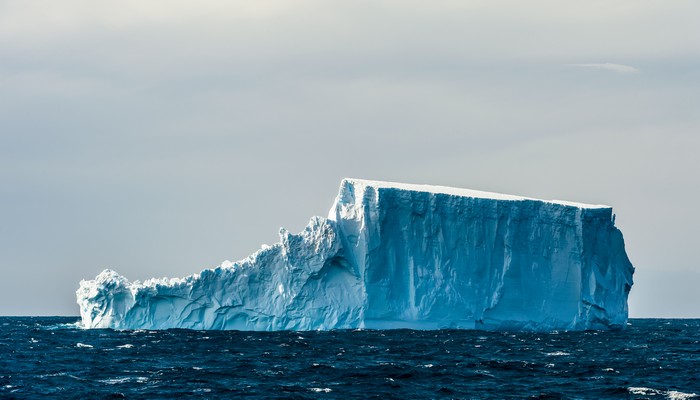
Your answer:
545,351 -> 570,356
668,390 -> 699,400
628,387 -> 698,399
629,387 -> 662,396
116,344 -> 134,349
99,377 -> 130,385
37,372 -> 67,378
310,388 -> 332,393
44,322 -> 83,331
76,343 -> 93,348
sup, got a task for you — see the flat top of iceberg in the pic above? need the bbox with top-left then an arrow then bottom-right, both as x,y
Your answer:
344,178 -> 610,209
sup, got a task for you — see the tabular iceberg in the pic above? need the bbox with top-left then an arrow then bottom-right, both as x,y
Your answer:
77,179 -> 634,331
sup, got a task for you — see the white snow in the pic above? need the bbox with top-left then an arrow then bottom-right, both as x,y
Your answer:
77,178 -> 633,331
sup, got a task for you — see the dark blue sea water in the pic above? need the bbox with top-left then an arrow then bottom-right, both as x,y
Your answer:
1,318 -> 698,399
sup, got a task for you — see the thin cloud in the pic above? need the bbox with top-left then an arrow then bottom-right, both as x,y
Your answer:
566,63 -> 640,74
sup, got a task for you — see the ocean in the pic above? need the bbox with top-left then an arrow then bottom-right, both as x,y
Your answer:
1,317 -> 698,399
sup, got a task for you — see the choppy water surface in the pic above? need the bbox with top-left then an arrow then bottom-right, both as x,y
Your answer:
1,318 -> 698,399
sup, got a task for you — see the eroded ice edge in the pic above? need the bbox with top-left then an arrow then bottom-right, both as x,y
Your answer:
77,178 -> 634,331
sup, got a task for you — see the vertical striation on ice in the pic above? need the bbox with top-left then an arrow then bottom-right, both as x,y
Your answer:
77,178 -> 634,331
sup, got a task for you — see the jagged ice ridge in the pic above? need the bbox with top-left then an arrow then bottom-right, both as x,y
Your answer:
77,179 -> 634,331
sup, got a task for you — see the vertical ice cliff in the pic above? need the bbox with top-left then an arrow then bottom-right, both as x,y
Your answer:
77,178 -> 634,331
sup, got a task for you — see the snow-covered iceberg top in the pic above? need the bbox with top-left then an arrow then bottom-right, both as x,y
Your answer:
336,178 -> 611,209
77,178 -> 634,331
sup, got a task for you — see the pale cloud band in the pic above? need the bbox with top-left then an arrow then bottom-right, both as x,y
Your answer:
566,63 -> 640,74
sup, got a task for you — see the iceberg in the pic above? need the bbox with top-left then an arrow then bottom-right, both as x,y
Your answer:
77,178 -> 634,331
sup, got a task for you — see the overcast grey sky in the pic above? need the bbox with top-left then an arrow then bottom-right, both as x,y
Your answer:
1,1 -> 698,317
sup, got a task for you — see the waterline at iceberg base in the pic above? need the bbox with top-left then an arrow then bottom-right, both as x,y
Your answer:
77,179 -> 634,331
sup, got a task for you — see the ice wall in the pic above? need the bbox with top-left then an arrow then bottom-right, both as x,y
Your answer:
77,179 -> 634,331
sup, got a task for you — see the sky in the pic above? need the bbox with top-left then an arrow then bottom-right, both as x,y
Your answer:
0,1 -> 698,317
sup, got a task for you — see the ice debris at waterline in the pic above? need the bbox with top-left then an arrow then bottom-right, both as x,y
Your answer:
77,179 -> 634,331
